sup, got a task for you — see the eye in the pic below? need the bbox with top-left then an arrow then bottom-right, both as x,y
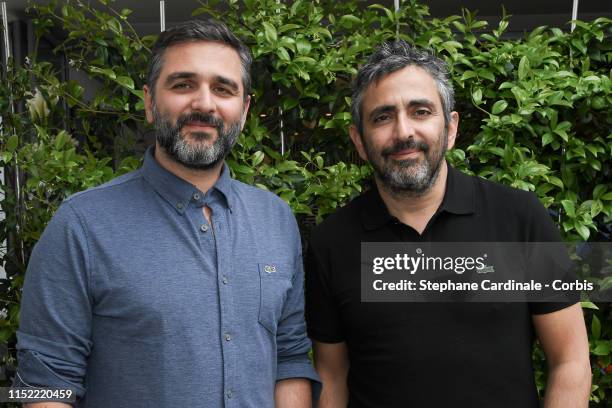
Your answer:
414,108 -> 431,117
373,113 -> 391,123
213,86 -> 234,96
172,82 -> 192,90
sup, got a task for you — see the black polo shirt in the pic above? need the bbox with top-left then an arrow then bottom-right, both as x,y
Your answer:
305,164 -> 575,408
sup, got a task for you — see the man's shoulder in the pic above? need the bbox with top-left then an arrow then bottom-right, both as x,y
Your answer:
310,191 -> 367,241
65,168 -> 143,207
458,169 -> 555,239
230,178 -> 295,217
466,171 -> 543,211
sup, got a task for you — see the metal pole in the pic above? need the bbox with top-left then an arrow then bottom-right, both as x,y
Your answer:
1,2 -> 8,63
394,0 -> 400,38
160,1 -> 165,32
571,0 -> 579,32
1,1 -> 23,270
279,89 -> 284,155
276,0 -> 285,155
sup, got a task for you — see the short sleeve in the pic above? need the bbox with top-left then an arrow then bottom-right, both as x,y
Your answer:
524,192 -> 579,315
304,240 -> 345,343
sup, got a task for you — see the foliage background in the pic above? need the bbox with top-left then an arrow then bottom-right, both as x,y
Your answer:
0,0 -> 610,405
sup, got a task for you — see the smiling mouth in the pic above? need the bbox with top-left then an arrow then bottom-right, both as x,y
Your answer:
184,121 -> 217,129
388,149 -> 421,159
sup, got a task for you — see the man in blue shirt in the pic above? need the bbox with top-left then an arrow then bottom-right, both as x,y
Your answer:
16,19 -> 318,407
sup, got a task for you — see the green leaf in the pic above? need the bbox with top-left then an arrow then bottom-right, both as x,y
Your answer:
574,224 -> 590,241
293,56 -> 316,64
477,68 -> 495,82
592,342 -> 610,356
554,121 -> 571,142
561,199 -> 576,218
120,8 -> 133,18
460,71 -> 477,81
315,156 -> 324,168
251,151 -> 264,166
116,76 -> 135,90
290,0 -> 302,16
491,100 -> 508,115
518,56 -> 530,80
262,22 -> 278,44
90,66 -> 117,80
591,315 -> 601,340
339,14 -> 361,26
0,152 -> 13,163
581,301 -> 599,310
593,185 -> 606,199
5,135 -> 18,152
541,133 -> 553,146
54,131 -> 69,150
296,38 -> 311,55
472,89 -> 482,104
276,47 -> 291,62
590,200 -> 603,218
232,163 -> 255,175
282,98 -> 299,111
600,192 -> 612,201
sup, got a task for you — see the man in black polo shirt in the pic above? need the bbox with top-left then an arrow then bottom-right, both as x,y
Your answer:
305,41 -> 591,407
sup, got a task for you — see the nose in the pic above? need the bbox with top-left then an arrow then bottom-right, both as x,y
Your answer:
395,111 -> 414,140
190,86 -> 216,113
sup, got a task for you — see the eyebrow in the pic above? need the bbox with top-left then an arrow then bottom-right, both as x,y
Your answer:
407,98 -> 436,109
163,73 -> 240,92
164,72 -> 197,85
214,75 -> 239,92
367,98 -> 437,121
368,105 -> 396,122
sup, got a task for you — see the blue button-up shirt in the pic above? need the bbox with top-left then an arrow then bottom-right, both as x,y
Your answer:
16,148 -> 318,407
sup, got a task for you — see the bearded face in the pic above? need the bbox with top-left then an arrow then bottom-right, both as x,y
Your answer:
153,106 -> 241,170
361,128 -> 448,195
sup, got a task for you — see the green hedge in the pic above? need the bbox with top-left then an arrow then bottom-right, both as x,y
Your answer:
0,0 -> 610,404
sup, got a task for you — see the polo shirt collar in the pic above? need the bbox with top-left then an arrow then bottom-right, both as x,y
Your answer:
142,147 -> 234,213
360,162 -> 475,231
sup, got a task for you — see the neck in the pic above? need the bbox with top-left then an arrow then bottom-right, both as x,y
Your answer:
154,142 -> 224,193
376,161 -> 448,234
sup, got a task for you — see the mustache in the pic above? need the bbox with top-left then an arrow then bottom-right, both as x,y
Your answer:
382,138 -> 429,158
176,112 -> 224,131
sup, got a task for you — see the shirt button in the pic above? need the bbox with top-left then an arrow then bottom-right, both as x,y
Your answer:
176,202 -> 184,210
222,275 -> 229,284
193,193 -> 201,200
226,390 -> 233,399
224,333 -> 231,341
200,224 -> 209,232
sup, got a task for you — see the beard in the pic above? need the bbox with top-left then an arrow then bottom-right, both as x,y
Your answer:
153,104 -> 242,170
362,129 -> 448,196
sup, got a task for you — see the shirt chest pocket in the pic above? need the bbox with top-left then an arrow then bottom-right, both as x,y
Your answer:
258,262 -> 293,335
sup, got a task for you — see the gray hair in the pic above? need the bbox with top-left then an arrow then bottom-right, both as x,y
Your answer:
147,19 -> 252,101
351,40 -> 455,133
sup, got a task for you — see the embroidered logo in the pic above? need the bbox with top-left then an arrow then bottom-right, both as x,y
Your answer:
264,265 -> 277,273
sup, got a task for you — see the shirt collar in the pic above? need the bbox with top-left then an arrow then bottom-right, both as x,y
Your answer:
141,147 -> 234,214
360,162 -> 475,231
